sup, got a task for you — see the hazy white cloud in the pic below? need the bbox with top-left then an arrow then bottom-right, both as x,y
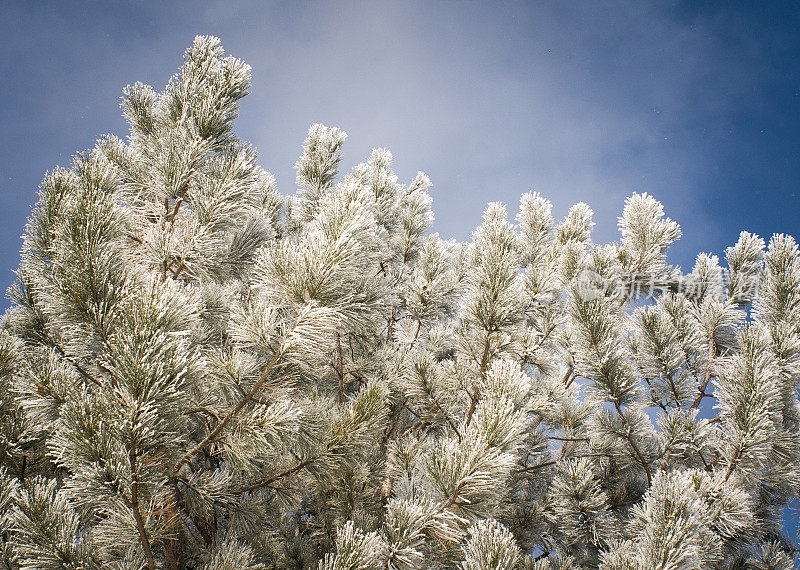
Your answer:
191,1 -> 764,262
0,0 -> 778,299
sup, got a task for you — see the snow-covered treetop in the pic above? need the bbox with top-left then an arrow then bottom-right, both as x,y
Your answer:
0,35 -> 798,570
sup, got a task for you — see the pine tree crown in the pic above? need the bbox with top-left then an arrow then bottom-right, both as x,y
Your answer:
1,35 -> 798,570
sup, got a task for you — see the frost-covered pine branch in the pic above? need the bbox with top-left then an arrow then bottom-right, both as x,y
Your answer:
1,36 -> 799,569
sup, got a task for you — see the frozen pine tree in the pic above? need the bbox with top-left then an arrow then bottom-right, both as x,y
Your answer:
1,35 -> 799,569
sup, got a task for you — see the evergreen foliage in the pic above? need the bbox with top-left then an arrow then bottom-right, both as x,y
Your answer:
2,36 -> 799,569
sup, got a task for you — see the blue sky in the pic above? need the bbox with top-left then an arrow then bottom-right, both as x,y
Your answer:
2,0 -> 799,541
2,1 -> 799,305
